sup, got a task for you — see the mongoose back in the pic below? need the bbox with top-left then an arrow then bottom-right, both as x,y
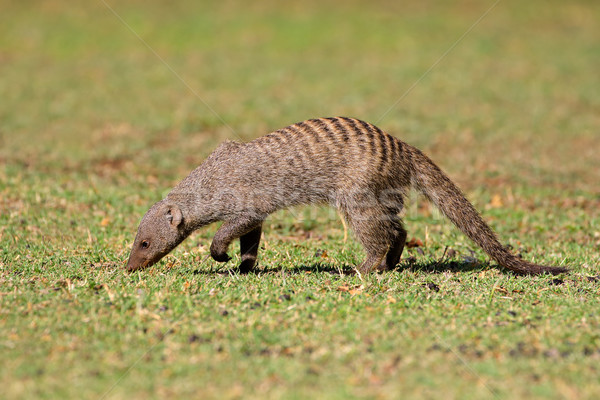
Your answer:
126,117 -> 567,275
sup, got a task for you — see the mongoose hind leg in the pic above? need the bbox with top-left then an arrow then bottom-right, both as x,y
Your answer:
379,222 -> 407,271
210,217 -> 263,263
358,252 -> 388,274
343,207 -> 403,274
239,224 -> 262,273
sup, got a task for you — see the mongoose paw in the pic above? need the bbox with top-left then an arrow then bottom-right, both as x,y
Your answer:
376,264 -> 391,272
210,249 -> 232,263
357,264 -> 374,275
238,258 -> 256,274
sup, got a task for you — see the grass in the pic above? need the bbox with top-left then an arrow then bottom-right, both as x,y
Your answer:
1,0 -> 599,399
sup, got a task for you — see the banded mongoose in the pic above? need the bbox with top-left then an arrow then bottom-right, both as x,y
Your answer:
126,117 -> 567,275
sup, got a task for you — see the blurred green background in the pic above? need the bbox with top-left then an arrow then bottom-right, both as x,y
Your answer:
2,1 -> 598,182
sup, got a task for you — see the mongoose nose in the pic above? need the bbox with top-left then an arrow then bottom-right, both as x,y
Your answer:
125,257 -> 140,272
126,256 -> 151,272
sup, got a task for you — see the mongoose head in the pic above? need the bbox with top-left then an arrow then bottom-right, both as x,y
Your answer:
126,200 -> 187,271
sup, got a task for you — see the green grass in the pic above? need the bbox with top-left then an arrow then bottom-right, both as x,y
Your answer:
1,0 -> 599,399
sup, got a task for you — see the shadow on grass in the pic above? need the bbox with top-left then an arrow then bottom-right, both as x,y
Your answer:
193,259 -> 494,275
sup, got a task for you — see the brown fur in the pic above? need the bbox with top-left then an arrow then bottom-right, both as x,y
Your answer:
126,117 -> 567,275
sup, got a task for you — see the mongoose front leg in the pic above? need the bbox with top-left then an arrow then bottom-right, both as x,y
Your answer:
210,217 -> 263,263
238,224 -> 263,273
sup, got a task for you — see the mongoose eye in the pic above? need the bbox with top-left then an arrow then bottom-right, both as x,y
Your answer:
141,240 -> 150,249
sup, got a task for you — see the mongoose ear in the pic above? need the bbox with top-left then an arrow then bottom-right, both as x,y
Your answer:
166,205 -> 183,228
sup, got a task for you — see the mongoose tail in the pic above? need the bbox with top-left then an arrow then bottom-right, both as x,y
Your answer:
408,146 -> 568,275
